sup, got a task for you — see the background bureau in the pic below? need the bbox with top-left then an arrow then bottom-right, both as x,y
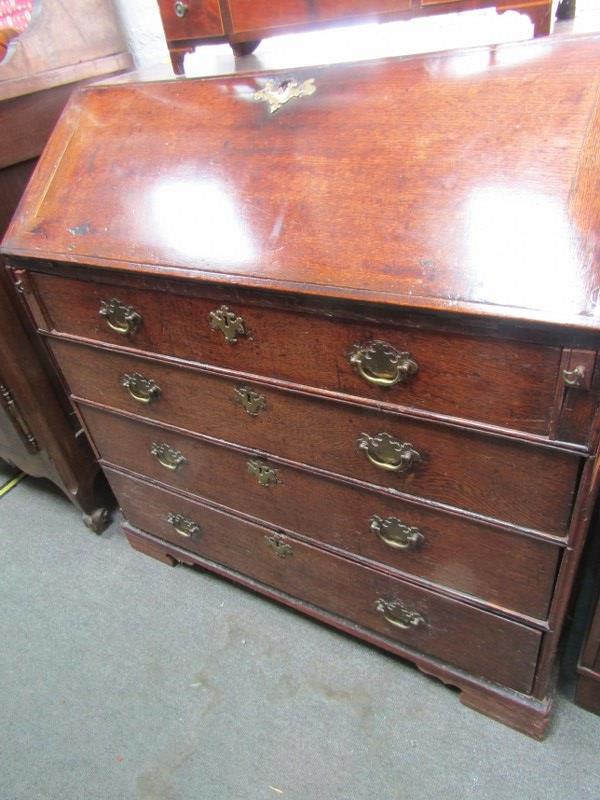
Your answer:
3,33 -> 600,738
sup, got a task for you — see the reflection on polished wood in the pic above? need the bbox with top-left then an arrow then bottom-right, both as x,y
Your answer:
5,36 -> 599,331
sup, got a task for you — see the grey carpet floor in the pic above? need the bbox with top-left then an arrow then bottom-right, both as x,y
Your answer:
1,471 -> 599,800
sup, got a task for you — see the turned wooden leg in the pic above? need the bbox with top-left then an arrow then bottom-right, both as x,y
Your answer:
169,48 -> 190,75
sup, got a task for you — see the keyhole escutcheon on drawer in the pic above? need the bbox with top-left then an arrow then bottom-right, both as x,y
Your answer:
209,305 -> 247,343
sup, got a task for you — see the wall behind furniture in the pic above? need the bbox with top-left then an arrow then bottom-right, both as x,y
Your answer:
111,0 -> 171,68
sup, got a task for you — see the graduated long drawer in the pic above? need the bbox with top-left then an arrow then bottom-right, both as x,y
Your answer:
107,466 -> 543,694
80,404 -> 560,619
32,271 -> 577,440
53,339 -> 581,534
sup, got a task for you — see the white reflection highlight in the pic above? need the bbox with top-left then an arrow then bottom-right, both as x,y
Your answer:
465,187 -> 584,313
151,179 -> 255,265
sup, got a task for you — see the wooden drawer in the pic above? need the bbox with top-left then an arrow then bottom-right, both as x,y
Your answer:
81,404 -> 560,619
227,0 -> 411,32
95,408 -> 560,618
55,339 -> 580,533
107,466 -> 542,693
33,272 -> 566,440
228,0 -> 310,32
158,0 -> 224,41
315,0 -> 411,18
31,274 -> 572,435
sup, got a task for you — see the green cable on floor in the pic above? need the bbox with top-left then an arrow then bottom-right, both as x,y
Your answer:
0,472 -> 26,498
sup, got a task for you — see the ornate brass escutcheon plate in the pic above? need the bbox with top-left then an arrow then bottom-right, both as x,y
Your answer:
151,442 -> 187,471
99,298 -> 141,335
348,340 -> 418,387
208,305 -> 246,343
247,459 -> 280,487
121,372 -> 161,404
357,432 -> 421,473
370,515 -> 424,550
265,532 -> 293,558
254,78 -> 316,113
234,385 -> 266,416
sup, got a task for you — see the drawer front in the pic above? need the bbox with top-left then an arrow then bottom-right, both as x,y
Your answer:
81,405 -> 559,618
107,467 -> 542,693
227,0 -> 411,32
55,340 -> 580,533
158,0 -> 224,40
228,0 -> 310,32
316,0 -> 411,17
34,272 -> 563,439
111,473 -> 541,692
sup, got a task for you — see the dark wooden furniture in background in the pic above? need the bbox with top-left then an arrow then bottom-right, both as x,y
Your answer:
0,0 -> 132,530
575,575 -> 600,714
3,34 -> 599,736
158,0 -> 556,73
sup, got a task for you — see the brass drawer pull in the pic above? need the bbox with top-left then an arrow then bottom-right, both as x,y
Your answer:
151,442 -> 187,471
562,365 -> 586,387
121,372 -> 161,404
349,340 -> 418,388
209,305 -> 246,343
247,459 -> 280,487
99,298 -> 141,335
265,532 -> 293,558
375,598 -> 425,630
370,515 -> 424,550
358,432 -> 421,473
174,0 -> 188,17
167,512 -> 200,538
234,385 -> 266,416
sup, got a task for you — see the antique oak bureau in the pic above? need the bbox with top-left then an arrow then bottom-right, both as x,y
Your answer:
3,34 -> 600,738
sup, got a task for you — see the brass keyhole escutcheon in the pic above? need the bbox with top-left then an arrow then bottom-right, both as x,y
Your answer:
99,298 -> 141,336
349,340 -> 418,388
208,305 -> 246,344
265,533 -> 293,558
254,77 -> 316,113
234,385 -> 266,416
247,459 -> 280,487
